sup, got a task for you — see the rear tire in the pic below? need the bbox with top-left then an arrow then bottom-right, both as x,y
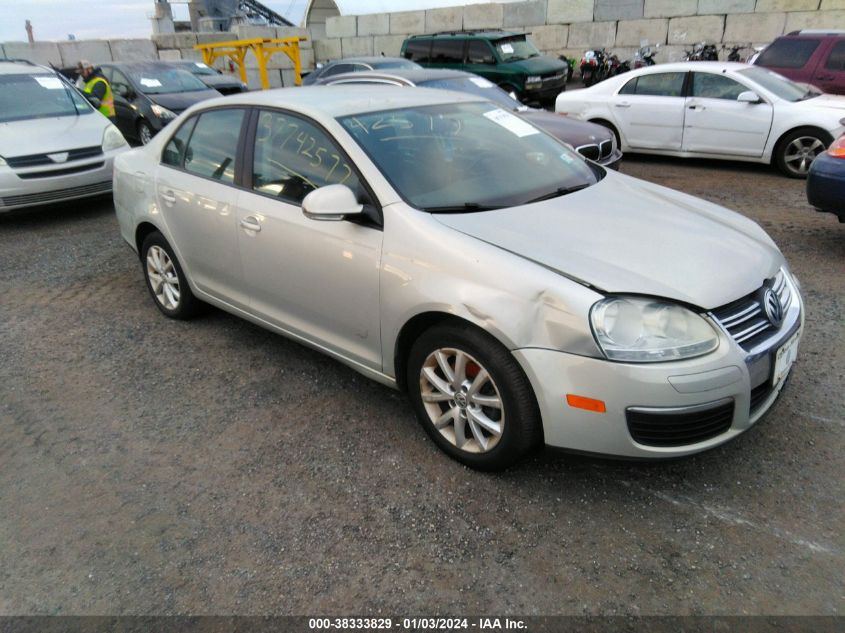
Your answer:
407,323 -> 543,471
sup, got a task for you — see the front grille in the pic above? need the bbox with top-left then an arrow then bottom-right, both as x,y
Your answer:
710,270 -> 791,351
627,400 -> 735,447
17,162 -> 104,179
599,139 -> 613,159
5,146 -> 103,168
576,143 -> 600,161
1,180 -> 111,207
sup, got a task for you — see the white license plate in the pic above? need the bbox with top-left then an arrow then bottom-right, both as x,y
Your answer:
773,330 -> 800,387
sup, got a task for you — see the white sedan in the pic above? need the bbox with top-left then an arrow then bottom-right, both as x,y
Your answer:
555,61 -> 845,177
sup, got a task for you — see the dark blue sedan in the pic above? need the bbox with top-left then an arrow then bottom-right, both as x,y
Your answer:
807,134 -> 845,223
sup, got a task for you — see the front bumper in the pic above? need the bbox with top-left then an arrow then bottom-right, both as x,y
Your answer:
514,273 -> 803,458
598,148 -> 623,170
0,146 -> 128,212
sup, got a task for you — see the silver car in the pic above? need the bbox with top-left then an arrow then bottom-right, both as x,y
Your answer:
113,86 -> 803,470
0,60 -> 129,212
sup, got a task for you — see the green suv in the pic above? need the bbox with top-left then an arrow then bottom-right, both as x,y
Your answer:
400,30 -> 568,103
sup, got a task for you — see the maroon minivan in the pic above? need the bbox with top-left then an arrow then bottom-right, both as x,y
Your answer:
754,30 -> 845,95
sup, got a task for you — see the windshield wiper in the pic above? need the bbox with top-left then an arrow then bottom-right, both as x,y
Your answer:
798,90 -> 820,101
422,202 -> 506,213
523,184 -> 590,204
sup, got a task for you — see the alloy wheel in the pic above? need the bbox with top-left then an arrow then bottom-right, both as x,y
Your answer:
146,245 -> 180,310
419,348 -> 504,453
782,136 -> 826,176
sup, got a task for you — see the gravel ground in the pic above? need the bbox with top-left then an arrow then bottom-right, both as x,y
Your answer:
0,155 -> 842,616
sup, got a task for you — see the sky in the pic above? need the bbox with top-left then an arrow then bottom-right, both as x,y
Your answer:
0,0 -> 519,43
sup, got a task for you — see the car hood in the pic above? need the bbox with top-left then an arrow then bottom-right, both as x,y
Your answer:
507,56 -> 568,74
520,110 -> 612,146
804,93 -> 845,112
146,89 -> 221,113
432,171 -> 781,309
0,113 -> 108,158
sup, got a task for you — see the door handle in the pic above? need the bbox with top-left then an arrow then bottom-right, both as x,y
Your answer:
160,190 -> 176,205
816,74 -> 834,81
687,105 -> 705,110
240,216 -> 261,232
614,101 -> 631,108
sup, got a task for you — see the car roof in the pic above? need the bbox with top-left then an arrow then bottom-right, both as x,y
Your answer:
325,68 -> 474,84
629,61 -> 752,74
327,56 -> 411,65
100,61 -> 181,71
0,60 -> 53,75
197,84 -> 486,117
407,30 -> 524,40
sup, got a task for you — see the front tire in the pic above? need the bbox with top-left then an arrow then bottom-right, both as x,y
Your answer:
138,120 -> 154,146
775,128 -> 832,178
140,232 -> 202,319
407,323 -> 542,470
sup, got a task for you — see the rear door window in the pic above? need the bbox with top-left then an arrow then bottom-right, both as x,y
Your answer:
619,72 -> 686,97
183,108 -> 245,184
431,39 -> 465,64
757,38 -> 821,68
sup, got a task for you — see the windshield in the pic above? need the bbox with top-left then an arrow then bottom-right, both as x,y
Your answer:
128,67 -> 209,94
0,74 -> 92,123
339,102 -> 598,211
186,62 -> 217,76
738,67 -> 820,101
420,76 -> 525,110
494,37 -> 540,62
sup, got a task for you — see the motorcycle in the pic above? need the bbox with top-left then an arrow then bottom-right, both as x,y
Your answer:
632,42 -> 659,69
580,49 -> 608,87
557,54 -> 576,83
684,42 -> 719,61
607,52 -> 630,76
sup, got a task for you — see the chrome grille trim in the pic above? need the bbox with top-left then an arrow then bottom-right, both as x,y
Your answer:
710,270 -> 793,351
599,139 -> 613,159
575,143 -> 600,161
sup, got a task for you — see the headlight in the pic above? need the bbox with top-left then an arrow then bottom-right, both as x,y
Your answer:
526,75 -> 542,84
102,124 -> 128,152
151,104 -> 176,120
590,296 -> 719,362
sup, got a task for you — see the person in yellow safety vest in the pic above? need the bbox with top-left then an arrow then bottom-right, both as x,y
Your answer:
77,59 -> 115,119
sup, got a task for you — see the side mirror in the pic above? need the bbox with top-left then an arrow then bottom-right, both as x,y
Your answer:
737,90 -> 762,104
302,184 -> 363,221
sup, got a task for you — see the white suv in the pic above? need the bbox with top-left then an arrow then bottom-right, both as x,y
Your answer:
0,60 -> 129,212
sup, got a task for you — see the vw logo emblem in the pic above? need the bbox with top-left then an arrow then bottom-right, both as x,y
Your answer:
762,288 -> 784,327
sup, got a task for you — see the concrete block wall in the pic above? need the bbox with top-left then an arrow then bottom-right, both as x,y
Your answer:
317,0 -> 843,65
2,0 -> 840,87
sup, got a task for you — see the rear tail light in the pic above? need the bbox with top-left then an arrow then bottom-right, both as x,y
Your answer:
828,135 -> 845,158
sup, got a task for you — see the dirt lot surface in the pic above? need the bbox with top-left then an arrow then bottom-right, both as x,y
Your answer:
0,155 -> 842,616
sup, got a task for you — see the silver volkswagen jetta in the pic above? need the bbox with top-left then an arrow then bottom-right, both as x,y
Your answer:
113,86 -> 802,470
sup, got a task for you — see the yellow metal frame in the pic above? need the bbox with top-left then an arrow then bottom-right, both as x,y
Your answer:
194,37 -> 307,89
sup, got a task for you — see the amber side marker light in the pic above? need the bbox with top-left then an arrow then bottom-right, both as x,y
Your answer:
566,394 -> 607,413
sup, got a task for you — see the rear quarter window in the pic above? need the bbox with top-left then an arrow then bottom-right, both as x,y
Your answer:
404,39 -> 432,63
757,38 -> 821,69
825,40 -> 845,71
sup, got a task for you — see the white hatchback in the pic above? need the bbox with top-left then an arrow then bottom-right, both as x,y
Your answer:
0,60 -> 128,212
555,61 -> 845,177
